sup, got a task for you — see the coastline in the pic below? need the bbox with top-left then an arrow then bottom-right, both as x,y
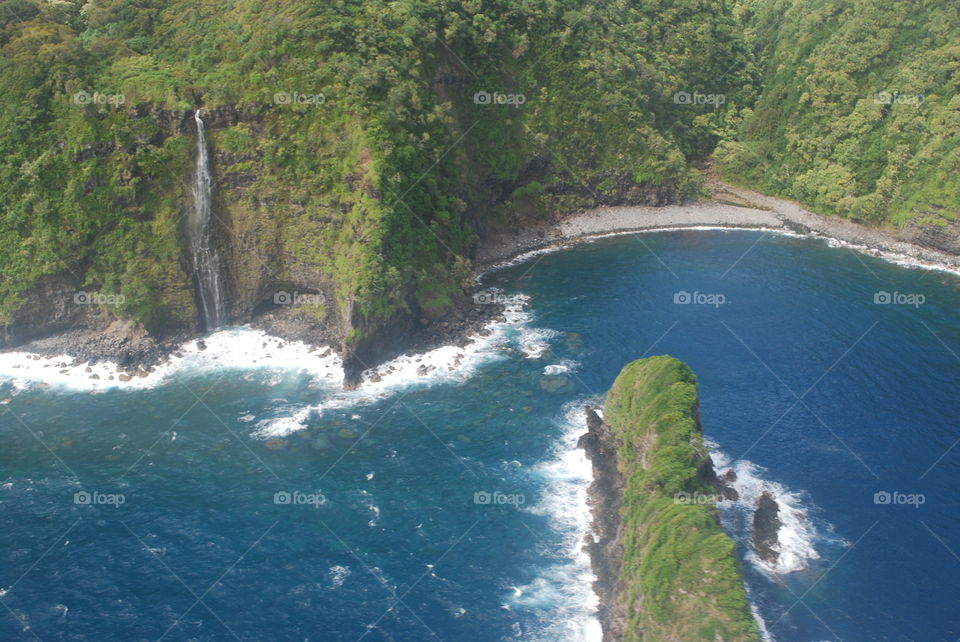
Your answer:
476,179 -> 960,276
4,177 -> 959,382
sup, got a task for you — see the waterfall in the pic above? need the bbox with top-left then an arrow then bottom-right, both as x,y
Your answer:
187,109 -> 226,330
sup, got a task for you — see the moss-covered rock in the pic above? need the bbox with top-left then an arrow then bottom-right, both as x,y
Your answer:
588,356 -> 760,641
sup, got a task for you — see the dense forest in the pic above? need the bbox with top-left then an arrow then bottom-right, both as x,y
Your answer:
717,0 -> 960,228
1,0 -> 956,365
0,0 -> 750,355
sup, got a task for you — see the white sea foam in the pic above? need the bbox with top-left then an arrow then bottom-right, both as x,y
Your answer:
480,246 -> 567,277
248,293 -> 551,438
0,308 -> 549,437
752,602 -> 773,641
0,327 -> 343,393
508,401 -> 602,642
519,327 -> 559,360
543,360 -> 578,376
822,235 -> 960,277
329,565 -> 351,589
352,295 -> 531,395
579,225 -> 806,243
252,406 -> 317,439
708,443 -> 843,577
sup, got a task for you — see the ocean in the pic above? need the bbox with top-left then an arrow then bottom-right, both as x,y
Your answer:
2,229 -> 958,641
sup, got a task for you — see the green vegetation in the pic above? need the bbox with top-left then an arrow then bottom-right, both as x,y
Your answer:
2,0 -> 955,343
604,356 -> 760,641
0,0 -> 751,339
716,0 -> 960,228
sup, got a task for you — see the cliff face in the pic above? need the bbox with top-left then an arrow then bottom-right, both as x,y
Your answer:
578,405 -> 627,640
580,356 -> 760,642
0,0 -> 752,378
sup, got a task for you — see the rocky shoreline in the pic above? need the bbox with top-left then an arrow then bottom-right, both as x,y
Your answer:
4,175 -> 959,382
477,177 -> 960,275
2,293 -> 508,387
577,406 -> 627,641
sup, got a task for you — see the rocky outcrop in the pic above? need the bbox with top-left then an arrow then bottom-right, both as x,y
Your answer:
0,274 -> 91,350
341,292 -> 506,388
580,356 -> 760,641
129,103 -> 263,138
902,218 -> 960,256
579,402 -> 754,641
752,492 -> 782,567
0,273 -> 189,367
716,468 -> 740,502
0,268 -> 198,364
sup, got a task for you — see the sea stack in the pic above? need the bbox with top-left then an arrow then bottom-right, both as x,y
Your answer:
579,355 -> 760,641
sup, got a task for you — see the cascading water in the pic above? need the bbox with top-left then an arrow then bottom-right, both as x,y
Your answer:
187,109 -> 226,330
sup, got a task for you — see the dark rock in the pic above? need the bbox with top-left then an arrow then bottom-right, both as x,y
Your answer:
340,292 -> 504,389
716,468 -> 740,501
903,217 -> 960,256
578,406 -> 627,641
752,491 -> 782,566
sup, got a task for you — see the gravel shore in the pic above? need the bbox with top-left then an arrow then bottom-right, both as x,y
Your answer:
476,179 -> 960,274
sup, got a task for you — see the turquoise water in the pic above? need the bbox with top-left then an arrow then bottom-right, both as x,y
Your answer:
2,230 -> 959,640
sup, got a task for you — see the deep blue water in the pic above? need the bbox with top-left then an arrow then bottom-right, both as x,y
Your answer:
2,230 -> 960,641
